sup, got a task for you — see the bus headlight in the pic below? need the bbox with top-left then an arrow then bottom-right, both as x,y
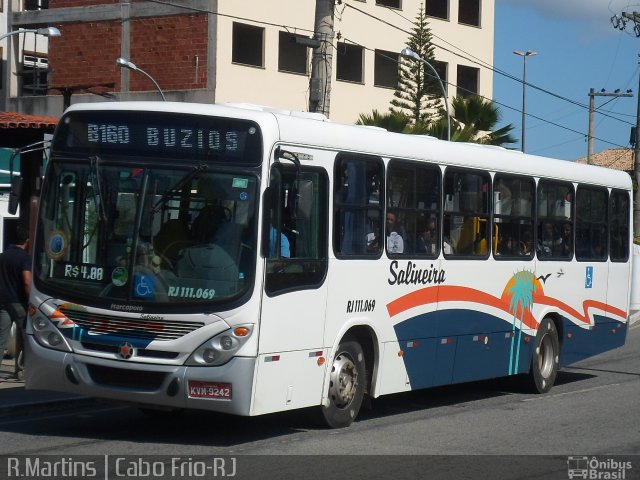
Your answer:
186,324 -> 253,366
31,315 -> 72,353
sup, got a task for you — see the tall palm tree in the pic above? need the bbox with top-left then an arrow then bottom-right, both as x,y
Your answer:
428,95 -> 517,146
507,270 -> 537,375
356,109 -> 412,133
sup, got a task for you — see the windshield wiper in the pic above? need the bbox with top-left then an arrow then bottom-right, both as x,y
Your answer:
152,163 -> 207,213
89,155 -> 108,222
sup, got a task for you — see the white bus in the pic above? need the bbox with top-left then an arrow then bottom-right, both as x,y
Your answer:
25,102 -> 631,428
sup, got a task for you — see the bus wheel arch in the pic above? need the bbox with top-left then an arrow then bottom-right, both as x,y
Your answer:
321,326 -> 377,428
526,315 -> 561,393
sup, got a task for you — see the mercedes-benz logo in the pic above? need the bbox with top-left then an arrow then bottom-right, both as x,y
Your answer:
118,342 -> 135,359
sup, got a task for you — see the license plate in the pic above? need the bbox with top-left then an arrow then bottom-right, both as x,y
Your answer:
188,381 -> 232,399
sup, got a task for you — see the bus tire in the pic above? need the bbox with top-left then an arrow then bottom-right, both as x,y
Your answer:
321,340 -> 366,428
526,317 -> 559,393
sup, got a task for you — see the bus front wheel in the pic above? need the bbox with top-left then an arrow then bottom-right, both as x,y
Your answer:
321,340 -> 366,428
527,317 -> 560,393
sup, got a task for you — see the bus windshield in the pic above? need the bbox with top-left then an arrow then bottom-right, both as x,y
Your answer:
34,162 -> 258,306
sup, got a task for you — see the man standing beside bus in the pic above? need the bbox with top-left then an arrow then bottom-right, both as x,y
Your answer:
0,226 -> 31,380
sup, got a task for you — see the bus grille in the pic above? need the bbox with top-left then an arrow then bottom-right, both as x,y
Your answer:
87,364 -> 166,390
58,307 -> 204,341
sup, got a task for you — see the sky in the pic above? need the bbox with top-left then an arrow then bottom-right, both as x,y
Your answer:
493,0 -> 640,161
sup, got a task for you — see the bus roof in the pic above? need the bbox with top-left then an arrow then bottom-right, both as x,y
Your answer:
63,101 -> 632,190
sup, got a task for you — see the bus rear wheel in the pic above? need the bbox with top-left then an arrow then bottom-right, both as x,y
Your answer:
526,317 -> 559,393
321,340 -> 366,428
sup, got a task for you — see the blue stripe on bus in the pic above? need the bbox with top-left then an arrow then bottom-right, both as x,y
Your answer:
394,309 -> 626,390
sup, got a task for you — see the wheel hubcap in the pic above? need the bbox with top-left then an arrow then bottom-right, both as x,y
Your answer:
328,351 -> 358,408
538,333 -> 554,379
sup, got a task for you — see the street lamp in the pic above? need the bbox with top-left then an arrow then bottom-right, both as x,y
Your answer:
116,57 -> 166,101
400,47 -> 451,141
513,50 -> 537,153
0,26 -> 61,42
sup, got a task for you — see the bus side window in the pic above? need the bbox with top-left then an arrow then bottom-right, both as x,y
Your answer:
387,160 -> 440,257
443,168 -> 490,258
265,164 -> 328,296
333,155 -> 384,257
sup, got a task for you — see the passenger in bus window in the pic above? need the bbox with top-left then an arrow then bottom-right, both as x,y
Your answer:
386,211 -> 404,254
416,216 -> 437,254
497,233 -> 514,256
519,227 -> 532,256
559,222 -> 573,257
538,222 -> 560,256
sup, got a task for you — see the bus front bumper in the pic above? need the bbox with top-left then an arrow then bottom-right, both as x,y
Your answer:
24,335 -> 256,416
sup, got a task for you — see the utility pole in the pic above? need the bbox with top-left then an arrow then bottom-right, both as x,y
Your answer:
612,11 -> 640,234
587,88 -> 632,164
309,0 -> 334,117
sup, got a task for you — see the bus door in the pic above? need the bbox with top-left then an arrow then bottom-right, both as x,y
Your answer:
253,156 -> 330,414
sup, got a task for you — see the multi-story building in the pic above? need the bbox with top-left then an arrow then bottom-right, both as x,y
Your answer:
1,0 -> 54,112
5,0 -> 494,124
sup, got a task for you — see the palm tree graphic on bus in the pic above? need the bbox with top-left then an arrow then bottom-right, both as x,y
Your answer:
506,270 -> 538,375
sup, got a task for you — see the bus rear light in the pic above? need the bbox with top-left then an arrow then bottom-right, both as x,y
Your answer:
28,304 -> 37,316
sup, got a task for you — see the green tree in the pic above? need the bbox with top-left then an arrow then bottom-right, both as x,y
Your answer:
391,3 -> 440,124
356,109 -> 411,133
427,95 -> 517,146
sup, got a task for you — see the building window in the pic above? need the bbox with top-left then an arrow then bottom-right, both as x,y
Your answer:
278,32 -> 308,75
376,0 -> 401,8
336,42 -> 364,83
232,22 -> 264,68
24,0 -> 49,10
20,51 -> 49,96
431,60 -> 448,94
459,0 -> 480,26
457,65 -> 479,97
426,0 -> 448,20
374,49 -> 398,88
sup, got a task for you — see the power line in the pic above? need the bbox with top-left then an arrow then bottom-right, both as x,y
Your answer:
353,40 -> 628,149
145,0 -> 630,149
342,2 -> 633,127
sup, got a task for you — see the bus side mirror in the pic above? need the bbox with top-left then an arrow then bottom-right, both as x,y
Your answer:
8,176 -> 22,215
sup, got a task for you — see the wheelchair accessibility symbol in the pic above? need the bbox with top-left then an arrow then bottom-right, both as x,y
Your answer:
133,274 -> 156,298
585,266 -> 593,289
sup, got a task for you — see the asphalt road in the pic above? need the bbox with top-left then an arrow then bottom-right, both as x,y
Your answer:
0,324 -> 638,479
